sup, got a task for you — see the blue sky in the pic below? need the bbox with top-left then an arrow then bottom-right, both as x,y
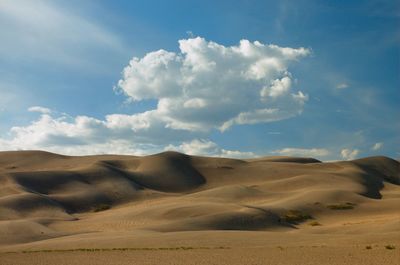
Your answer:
0,0 -> 399,160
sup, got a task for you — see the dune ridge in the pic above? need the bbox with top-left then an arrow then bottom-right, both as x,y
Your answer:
0,150 -> 399,264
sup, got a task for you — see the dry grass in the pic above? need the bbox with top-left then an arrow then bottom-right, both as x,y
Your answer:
92,204 -> 111,212
326,202 -> 356,210
308,221 -> 322,226
19,246 -> 230,253
281,210 -> 312,223
2,244 -> 400,265
385,245 -> 395,250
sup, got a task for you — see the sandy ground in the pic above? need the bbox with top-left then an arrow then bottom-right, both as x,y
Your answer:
1,245 -> 399,265
0,150 -> 399,264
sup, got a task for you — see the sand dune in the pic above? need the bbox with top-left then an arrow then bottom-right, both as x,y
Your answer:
0,151 -> 399,264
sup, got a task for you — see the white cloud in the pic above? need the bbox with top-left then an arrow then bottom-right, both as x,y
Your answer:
0,111 -> 254,157
371,142 -> 383,151
0,37 -> 311,156
260,75 -> 292,98
336,83 -> 349,89
164,139 -> 256,158
0,103 -> 212,152
0,112 -> 175,155
28,106 -> 52,114
340,148 -> 359,160
272,148 -> 330,158
117,37 -> 310,132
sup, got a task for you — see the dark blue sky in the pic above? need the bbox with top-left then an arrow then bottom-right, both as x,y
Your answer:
0,0 -> 398,160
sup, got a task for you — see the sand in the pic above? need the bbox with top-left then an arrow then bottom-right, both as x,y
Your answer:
0,150 -> 399,264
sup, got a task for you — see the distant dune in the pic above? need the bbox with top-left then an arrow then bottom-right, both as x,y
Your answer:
0,151 -> 399,265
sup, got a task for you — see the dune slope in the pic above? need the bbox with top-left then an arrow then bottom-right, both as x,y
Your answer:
0,151 -> 399,264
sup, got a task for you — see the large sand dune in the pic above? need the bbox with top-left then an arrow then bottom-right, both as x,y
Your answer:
0,151 -> 399,264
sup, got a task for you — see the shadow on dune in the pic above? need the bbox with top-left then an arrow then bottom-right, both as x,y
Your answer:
130,152 -> 206,193
346,156 -> 400,199
0,150 -> 399,243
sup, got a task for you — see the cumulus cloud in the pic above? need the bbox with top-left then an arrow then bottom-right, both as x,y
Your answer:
117,37 -> 310,132
164,139 -> 255,158
340,148 -> 359,160
0,112 -> 195,154
0,114 -> 159,155
28,106 -> 52,114
260,76 -> 292,98
272,147 -> 330,158
0,37 -> 311,157
371,142 -> 383,151
0,112 -> 253,157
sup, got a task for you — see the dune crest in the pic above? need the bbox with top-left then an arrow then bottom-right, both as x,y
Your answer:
0,151 -> 399,259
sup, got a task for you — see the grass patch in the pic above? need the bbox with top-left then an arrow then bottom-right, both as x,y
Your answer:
217,166 -> 233,169
92,204 -> 111,212
281,210 -> 312,223
308,221 -> 322,226
385,245 -> 395,250
326,202 -> 356,210
19,246 -> 230,253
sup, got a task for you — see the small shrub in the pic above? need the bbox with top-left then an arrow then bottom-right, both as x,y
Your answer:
281,210 -> 312,223
385,245 -> 395,250
366,245 -> 372,250
93,204 -> 111,212
217,166 -> 233,169
326,202 -> 356,210
308,221 -> 322,226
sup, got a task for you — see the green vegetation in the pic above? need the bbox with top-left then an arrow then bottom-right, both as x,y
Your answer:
385,245 -> 395,250
281,210 -> 312,223
326,202 -> 356,210
92,204 -> 111,212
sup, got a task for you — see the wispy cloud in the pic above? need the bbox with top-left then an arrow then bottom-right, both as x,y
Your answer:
28,106 -> 52,114
272,148 -> 330,158
0,88 -> 17,111
165,139 -> 255,158
267,131 -> 281,135
336,83 -> 349,89
340,148 -> 359,160
0,0 -> 127,70
371,142 -> 383,151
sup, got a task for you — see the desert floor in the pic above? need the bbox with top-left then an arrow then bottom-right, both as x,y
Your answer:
0,151 -> 399,264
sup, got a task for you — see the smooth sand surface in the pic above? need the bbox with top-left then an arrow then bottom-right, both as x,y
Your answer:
0,150 -> 399,264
